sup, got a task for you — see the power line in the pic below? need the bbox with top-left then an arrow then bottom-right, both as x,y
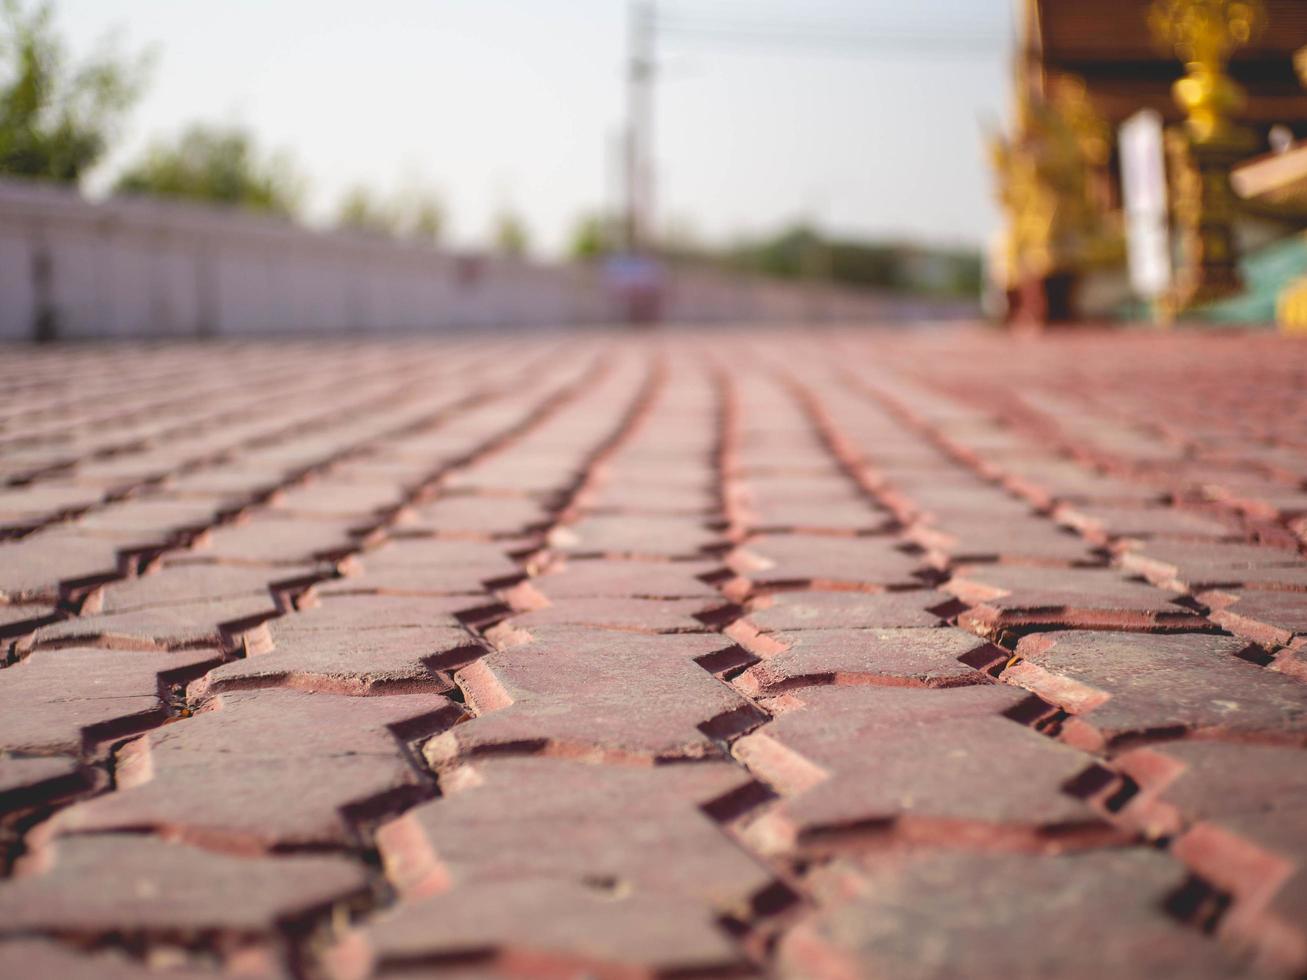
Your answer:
657,9 -> 1007,57
661,28 -> 1003,57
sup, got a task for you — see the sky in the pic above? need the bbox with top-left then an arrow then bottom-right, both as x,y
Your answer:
58,0 -> 1017,256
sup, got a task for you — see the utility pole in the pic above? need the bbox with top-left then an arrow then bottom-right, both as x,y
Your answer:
625,0 -> 656,254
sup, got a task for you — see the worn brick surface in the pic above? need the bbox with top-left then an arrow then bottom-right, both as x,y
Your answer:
1006,631 -> 1307,750
2,331 -> 1306,977
1,834 -> 367,935
45,689 -> 460,849
779,850 -> 1253,979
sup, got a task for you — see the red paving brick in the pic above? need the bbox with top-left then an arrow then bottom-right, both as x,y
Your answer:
0,329 -> 1305,977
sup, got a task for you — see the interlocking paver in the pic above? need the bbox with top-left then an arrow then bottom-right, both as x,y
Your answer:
2,330 -> 1306,978
0,834 -> 367,936
780,849 -> 1253,979
45,689 -> 460,849
737,684 -> 1108,854
735,627 -> 990,693
430,625 -> 759,765
345,757 -> 773,975
743,589 -> 944,631
1006,631 -> 1307,750
200,594 -> 477,694
0,647 -> 221,753
731,534 -> 922,592
946,564 -> 1209,635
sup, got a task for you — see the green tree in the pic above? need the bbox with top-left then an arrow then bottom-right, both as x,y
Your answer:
389,182 -> 446,243
336,185 -> 395,235
493,209 -> 529,258
568,212 -> 612,260
115,124 -> 302,215
0,0 -> 148,183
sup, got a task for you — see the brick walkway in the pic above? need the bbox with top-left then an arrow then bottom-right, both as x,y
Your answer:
0,327 -> 1305,978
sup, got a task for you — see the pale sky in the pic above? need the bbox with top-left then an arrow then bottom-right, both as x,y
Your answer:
58,0 -> 1016,255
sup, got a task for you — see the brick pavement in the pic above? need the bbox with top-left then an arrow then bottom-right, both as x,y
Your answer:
0,328 -> 1305,978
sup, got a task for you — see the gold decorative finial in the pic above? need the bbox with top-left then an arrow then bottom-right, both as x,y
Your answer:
1149,0 -> 1266,145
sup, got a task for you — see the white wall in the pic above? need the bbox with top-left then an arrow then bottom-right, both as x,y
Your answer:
0,178 -> 889,340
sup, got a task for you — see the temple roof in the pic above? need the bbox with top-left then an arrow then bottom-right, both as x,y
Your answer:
1029,0 -> 1307,127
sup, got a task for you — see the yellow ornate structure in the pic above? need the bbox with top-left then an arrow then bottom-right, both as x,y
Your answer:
1151,0 -> 1266,309
1150,0 -> 1266,145
990,74 -> 1123,325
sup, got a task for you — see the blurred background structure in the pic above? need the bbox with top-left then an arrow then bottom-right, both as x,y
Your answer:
993,0 -> 1307,330
3,0 -> 1307,337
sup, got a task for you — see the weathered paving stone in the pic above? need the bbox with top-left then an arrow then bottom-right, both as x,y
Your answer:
0,755 -> 90,810
778,849 -> 1253,979
80,561 -> 313,616
1205,591 -> 1307,649
0,648 -> 222,754
1006,631 -> 1307,751
0,529 -> 126,602
1117,540 -> 1307,592
1053,503 -> 1238,545
323,538 -> 524,595
0,603 -> 60,646
200,595 -> 477,694
1000,459 -> 1167,507
1112,740 -> 1307,970
500,597 -> 715,634
32,562 -> 313,653
395,495 -> 549,537
378,756 -> 768,897
44,689 -> 460,849
355,757 -> 773,975
67,498 -> 221,538
0,482 -> 105,523
530,558 -> 725,599
908,517 -> 1099,566
732,534 -> 923,592
576,480 -> 716,514
741,497 -> 892,533
34,600 -> 280,657
737,684 -> 1108,854
342,877 -> 749,978
745,590 -> 943,631
550,515 -> 712,559
269,479 -> 407,518
4,333 -> 1306,977
0,834 -> 367,936
947,564 -> 1208,635
735,627 -> 990,693
187,514 -> 366,565
429,626 -> 761,765
0,941 -> 238,979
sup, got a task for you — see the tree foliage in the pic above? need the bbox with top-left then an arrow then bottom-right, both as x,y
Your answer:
568,212 -> 613,260
115,124 -> 302,215
336,184 -> 446,243
493,210 -> 529,257
0,0 -> 148,182
729,224 -> 983,299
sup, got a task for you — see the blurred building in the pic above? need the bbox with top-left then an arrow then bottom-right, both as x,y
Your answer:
991,0 -> 1307,327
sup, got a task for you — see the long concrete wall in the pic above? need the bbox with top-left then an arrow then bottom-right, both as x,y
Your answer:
0,178 -> 893,341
